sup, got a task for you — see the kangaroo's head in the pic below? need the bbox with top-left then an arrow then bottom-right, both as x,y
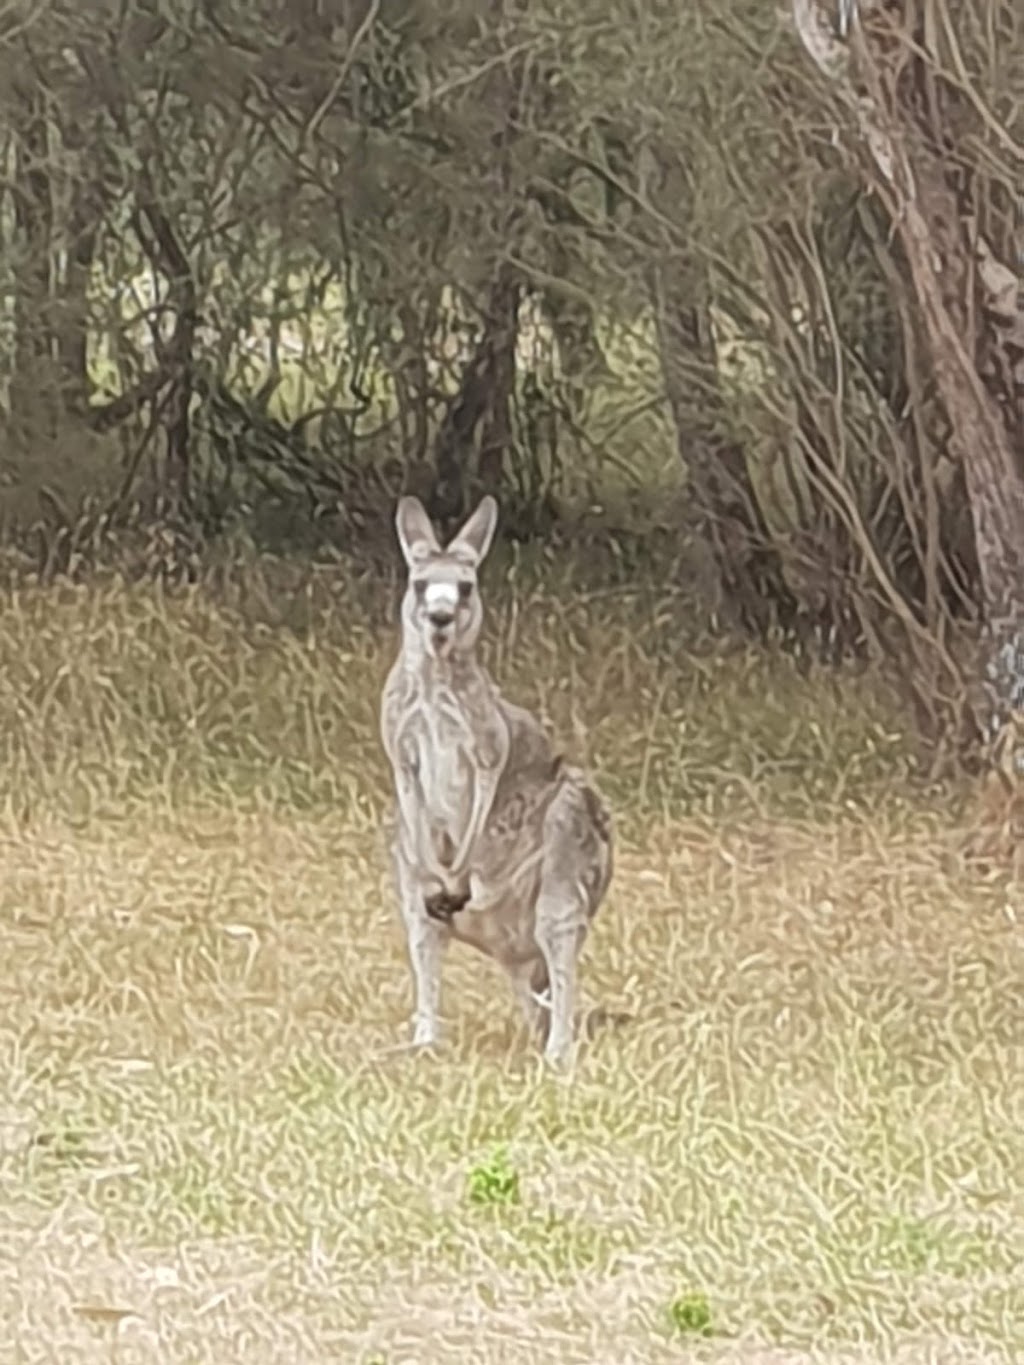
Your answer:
395,495 -> 498,663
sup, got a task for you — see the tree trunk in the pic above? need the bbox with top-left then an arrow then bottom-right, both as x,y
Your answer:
792,0 -> 1024,756
431,0 -> 522,529
133,189 -> 197,512
54,113 -> 109,417
431,263 -> 520,529
653,258 -> 799,636
477,266 -> 520,491
9,78 -> 57,446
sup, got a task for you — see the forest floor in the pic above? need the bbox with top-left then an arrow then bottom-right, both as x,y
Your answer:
0,554 -> 1021,1364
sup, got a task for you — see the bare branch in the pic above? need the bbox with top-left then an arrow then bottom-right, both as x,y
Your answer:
303,0 -> 382,147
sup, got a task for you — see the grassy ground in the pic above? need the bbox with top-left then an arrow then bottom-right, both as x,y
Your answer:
0,551 -> 1021,1364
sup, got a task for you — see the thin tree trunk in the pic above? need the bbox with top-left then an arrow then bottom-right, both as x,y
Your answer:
133,188 -> 197,512
9,78 -> 57,444
55,113 -> 109,417
431,0 -> 522,529
477,266 -> 520,490
431,264 -> 520,527
653,258 -> 799,636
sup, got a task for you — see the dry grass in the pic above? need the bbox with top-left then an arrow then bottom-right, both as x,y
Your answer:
0,553 -> 1022,1364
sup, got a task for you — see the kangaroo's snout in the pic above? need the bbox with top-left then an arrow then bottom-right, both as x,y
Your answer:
428,607 -> 455,629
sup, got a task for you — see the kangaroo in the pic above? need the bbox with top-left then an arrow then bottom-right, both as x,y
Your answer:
380,495 -> 613,1067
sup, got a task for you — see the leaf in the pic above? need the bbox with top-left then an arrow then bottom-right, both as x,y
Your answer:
72,1304 -> 139,1325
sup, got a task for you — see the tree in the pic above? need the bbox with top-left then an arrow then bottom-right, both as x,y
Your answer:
791,0 -> 1024,756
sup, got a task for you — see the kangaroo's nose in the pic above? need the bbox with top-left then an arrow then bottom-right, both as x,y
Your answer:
428,607 -> 455,628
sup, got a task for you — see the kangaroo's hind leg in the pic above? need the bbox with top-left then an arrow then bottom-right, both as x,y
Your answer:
533,780 -> 613,1068
506,957 -> 552,1045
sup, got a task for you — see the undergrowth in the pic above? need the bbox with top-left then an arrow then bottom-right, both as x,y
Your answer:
0,544 -> 927,829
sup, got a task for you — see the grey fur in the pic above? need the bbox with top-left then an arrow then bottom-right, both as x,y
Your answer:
380,495 -> 614,1066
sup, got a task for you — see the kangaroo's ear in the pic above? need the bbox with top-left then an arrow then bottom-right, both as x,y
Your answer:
396,497 -> 440,566
448,495 -> 498,566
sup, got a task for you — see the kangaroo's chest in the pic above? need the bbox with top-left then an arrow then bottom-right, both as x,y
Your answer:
386,661 -> 511,879
402,690 -> 482,866
417,699 -> 475,819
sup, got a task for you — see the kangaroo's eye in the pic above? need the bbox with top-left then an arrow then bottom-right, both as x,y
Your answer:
457,581 -> 473,603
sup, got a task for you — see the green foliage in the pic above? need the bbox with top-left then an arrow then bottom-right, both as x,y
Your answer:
467,1146 -> 521,1208
667,1290 -> 715,1339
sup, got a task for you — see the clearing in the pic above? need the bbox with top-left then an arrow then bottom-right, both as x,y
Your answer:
0,561 -> 1021,1363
